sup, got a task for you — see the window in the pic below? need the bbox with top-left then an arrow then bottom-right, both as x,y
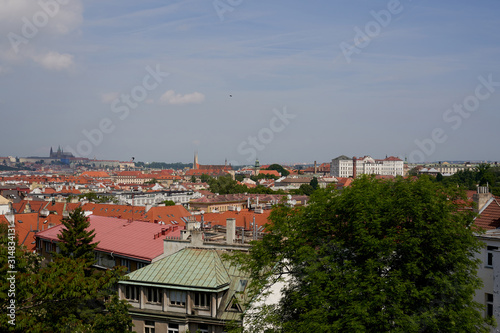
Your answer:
137,262 -> 148,269
169,290 -> 186,307
487,246 -> 498,267
194,292 -> 210,308
486,293 -> 494,317
144,320 -> 155,333
167,323 -> 179,333
45,241 -> 52,253
198,324 -> 209,333
121,258 -> 131,272
147,287 -> 161,304
125,285 -> 139,302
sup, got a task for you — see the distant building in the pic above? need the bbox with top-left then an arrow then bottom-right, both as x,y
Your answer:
188,151 -> 232,178
330,155 -> 404,178
49,146 -> 74,159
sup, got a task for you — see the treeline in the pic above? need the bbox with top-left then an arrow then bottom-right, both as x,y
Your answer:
433,164 -> 500,195
134,161 -> 191,170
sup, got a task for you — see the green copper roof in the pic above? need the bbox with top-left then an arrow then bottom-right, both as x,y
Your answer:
126,248 -> 231,290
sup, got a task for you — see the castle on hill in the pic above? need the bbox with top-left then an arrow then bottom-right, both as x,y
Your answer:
49,146 -> 74,159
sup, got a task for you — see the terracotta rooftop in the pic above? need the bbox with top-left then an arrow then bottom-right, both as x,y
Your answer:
194,210 -> 271,230
35,215 -> 183,261
474,196 -> 500,230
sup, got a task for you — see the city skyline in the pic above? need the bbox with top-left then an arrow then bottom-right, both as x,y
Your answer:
1,1 -> 500,164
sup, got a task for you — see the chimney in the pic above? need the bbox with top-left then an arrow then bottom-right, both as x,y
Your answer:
473,186 -> 493,213
191,229 -> 203,247
352,156 -> 357,178
314,161 -> 317,174
226,218 -> 236,244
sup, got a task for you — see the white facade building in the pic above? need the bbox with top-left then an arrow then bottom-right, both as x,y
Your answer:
330,155 -> 404,178
116,190 -> 202,206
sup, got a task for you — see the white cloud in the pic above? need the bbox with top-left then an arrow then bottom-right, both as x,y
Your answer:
101,92 -> 119,104
33,51 -> 73,70
0,0 -> 82,68
0,0 -> 83,36
160,90 -> 205,105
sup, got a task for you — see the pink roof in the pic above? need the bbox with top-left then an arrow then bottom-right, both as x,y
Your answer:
35,215 -> 183,261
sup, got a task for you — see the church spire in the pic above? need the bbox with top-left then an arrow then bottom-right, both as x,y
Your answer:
193,150 -> 199,169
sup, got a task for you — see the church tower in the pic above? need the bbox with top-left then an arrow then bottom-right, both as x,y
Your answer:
193,151 -> 199,169
254,158 -> 260,176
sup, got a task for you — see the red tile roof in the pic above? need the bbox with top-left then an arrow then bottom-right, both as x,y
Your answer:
194,210 -> 271,230
81,203 -> 146,220
80,171 -> 110,178
258,170 -> 281,177
35,215 -> 183,261
12,200 -> 81,216
80,203 -> 191,224
474,197 -> 500,230
0,212 -> 66,251
142,205 -> 192,224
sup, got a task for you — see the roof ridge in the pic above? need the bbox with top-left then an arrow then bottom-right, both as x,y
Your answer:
478,196 -> 497,215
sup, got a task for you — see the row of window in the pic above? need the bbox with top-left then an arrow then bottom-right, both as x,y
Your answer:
125,286 -> 210,309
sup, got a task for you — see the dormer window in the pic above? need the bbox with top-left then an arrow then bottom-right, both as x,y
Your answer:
169,290 -> 186,307
194,292 -> 210,309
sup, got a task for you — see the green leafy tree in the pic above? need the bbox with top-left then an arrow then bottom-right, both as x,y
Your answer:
200,174 -> 212,183
79,192 -> 117,204
475,163 -> 495,186
56,207 -> 98,262
298,183 -> 314,196
190,176 -> 197,183
232,176 -> 492,332
265,164 -> 289,177
310,176 -> 319,190
163,200 -> 176,206
208,174 -> 238,194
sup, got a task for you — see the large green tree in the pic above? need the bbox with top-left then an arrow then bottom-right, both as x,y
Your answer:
234,176 -> 492,332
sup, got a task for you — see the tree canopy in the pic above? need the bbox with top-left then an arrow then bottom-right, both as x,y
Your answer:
233,176 -> 491,332
430,163 -> 500,195
207,174 -> 286,195
265,164 -> 289,177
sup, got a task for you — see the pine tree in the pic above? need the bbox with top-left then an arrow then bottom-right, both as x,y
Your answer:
56,207 -> 98,262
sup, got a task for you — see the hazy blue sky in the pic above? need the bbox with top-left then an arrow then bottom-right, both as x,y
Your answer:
1,0 -> 499,165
